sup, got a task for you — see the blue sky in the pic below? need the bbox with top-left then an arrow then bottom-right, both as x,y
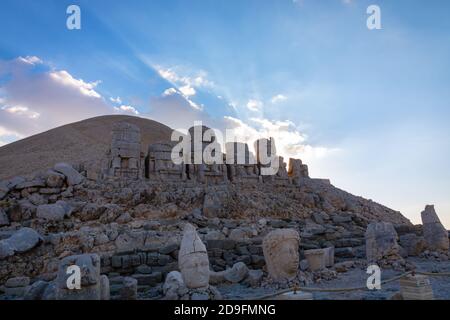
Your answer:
0,0 -> 449,227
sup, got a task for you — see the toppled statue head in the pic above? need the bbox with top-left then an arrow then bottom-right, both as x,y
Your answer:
178,223 -> 210,289
262,229 -> 300,281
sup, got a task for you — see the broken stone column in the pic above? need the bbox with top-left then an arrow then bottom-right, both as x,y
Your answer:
55,254 -> 102,300
365,222 -> 401,264
262,229 -> 300,281
304,249 -> 326,271
421,205 -> 449,252
178,223 -> 210,289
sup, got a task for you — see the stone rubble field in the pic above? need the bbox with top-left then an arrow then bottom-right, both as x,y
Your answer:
0,161 -> 448,300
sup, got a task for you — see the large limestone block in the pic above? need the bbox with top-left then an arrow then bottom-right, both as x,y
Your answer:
421,205 -> 449,252
262,229 -> 300,281
365,222 -> 400,263
55,254 -> 102,300
54,163 -> 84,186
178,224 -> 210,289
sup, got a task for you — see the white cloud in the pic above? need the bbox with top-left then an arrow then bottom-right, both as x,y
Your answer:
179,85 -> 196,97
246,99 -> 263,112
49,70 -> 102,98
17,56 -> 43,65
271,94 -> 287,104
0,56 -> 111,139
2,105 -> 40,119
162,88 -> 178,97
110,96 -> 122,104
222,116 -> 337,163
114,105 -> 140,115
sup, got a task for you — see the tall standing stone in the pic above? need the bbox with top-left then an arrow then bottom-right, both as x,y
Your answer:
106,122 -> 143,179
421,205 -> 449,252
365,222 -> 401,263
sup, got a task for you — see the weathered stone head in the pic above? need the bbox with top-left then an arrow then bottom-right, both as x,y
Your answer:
178,224 -> 210,289
262,229 -> 300,281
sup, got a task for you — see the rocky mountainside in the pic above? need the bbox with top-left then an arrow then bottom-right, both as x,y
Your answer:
0,115 -> 173,180
0,116 -> 426,300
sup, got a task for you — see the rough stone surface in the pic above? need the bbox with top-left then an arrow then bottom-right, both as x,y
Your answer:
0,228 -> 42,259
36,202 -> 71,221
399,233 -> 427,257
421,205 -> 449,252
54,163 -> 84,186
55,254 -> 102,300
365,222 -> 402,265
304,249 -> 326,271
120,277 -> 137,300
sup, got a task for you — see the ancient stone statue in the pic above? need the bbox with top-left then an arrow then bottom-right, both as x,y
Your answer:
106,122 -> 143,179
262,229 -> 300,281
365,222 -> 401,263
421,205 -> 449,252
178,223 -> 210,289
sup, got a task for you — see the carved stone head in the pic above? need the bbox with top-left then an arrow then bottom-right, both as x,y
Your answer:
262,229 -> 300,281
178,224 -> 210,289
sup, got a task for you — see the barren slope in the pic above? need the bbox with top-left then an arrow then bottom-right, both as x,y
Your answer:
0,115 -> 173,180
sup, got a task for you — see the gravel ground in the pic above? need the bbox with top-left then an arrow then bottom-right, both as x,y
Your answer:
218,257 -> 450,300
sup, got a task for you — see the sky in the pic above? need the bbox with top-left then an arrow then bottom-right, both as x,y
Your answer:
0,0 -> 449,228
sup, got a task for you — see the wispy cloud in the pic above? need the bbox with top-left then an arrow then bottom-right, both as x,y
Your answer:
0,56 -> 112,139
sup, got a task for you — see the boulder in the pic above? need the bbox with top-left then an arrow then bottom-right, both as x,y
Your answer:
223,262 -> 249,283
421,205 -> 449,252
54,163 -> 84,186
45,170 -> 65,188
36,201 -> 72,221
0,228 -> 42,259
399,233 -> 427,256
210,262 -> 249,284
